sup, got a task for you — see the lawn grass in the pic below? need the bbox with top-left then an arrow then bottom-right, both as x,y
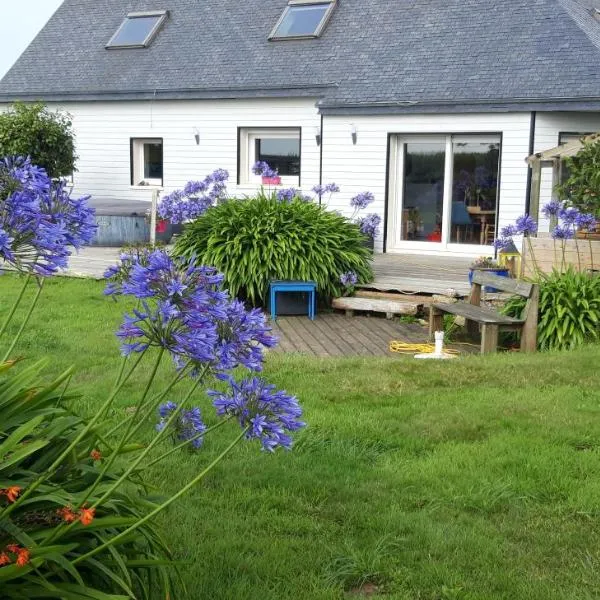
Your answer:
1,275 -> 600,599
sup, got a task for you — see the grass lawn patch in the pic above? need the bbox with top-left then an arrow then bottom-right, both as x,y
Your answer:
1,275 -> 600,599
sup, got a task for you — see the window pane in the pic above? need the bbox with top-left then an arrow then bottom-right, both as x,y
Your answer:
273,4 -> 330,37
451,138 -> 500,245
144,143 -> 163,180
109,16 -> 162,47
402,142 -> 445,243
256,137 -> 300,176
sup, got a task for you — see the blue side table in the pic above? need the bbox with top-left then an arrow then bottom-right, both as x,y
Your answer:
269,281 -> 317,321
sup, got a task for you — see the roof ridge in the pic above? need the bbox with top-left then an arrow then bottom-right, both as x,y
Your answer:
559,0 -> 600,52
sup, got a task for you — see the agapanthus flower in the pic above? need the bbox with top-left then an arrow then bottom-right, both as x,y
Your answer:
157,169 -> 229,224
252,161 -> 279,178
575,212 -> 597,231
209,377 -> 304,452
357,213 -> 381,238
0,156 -> 97,275
312,183 -> 340,197
558,206 -> 580,225
493,237 -> 512,250
156,402 -> 207,449
500,224 -> 517,239
350,191 -> 375,210
542,200 -> 563,218
551,224 -> 575,240
340,271 -> 358,287
515,214 -> 538,236
107,249 -> 276,374
276,188 -> 299,203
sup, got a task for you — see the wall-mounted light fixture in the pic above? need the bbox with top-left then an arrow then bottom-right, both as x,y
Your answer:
350,124 -> 357,145
315,126 -> 322,147
193,127 -> 200,145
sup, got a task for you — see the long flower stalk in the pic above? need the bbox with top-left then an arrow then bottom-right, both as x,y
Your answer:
2,278 -> 45,361
72,427 -> 249,565
0,273 -> 31,342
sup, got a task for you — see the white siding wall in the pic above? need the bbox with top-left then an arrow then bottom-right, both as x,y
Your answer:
45,98 -> 322,204
534,112 -> 600,233
321,113 -> 532,254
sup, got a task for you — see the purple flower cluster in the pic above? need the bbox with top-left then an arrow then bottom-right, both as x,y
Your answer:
276,188 -> 299,203
515,214 -> 538,236
357,213 -> 381,239
105,248 -> 277,372
551,225 -> 575,240
156,402 -> 207,449
350,191 -> 375,211
157,169 -> 229,224
339,271 -> 358,287
576,212 -> 597,231
0,156 -> 96,275
252,161 -> 279,178
209,377 -> 304,452
312,183 -> 340,197
542,200 -> 563,218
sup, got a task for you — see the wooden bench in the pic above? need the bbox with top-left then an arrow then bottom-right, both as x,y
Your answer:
429,272 -> 539,354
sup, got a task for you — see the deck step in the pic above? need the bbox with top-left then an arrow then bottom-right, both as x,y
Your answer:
332,296 -> 419,319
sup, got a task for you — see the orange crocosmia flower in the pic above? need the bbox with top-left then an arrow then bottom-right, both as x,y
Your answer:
90,449 -> 102,461
5,545 -> 20,554
15,548 -> 30,567
57,506 -> 78,523
1,486 -> 22,503
79,507 -> 96,526
0,552 -> 11,566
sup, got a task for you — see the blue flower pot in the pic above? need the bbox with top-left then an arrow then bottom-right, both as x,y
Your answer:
468,268 -> 510,293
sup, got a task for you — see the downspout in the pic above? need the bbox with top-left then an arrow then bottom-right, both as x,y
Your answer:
524,111 -> 536,215
318,113 -> 324,205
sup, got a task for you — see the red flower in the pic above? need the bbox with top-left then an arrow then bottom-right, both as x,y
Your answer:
90,449 -> 102,462
57,506 -> 78,523
0,552 -> 10,566
15,548 -> 30,567
79,506 -> 95,526
0,486 -> 21,503
5,545 -> 20,554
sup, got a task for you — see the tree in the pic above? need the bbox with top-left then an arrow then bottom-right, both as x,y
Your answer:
0,102 -> 77,178
557,138 -> 600,217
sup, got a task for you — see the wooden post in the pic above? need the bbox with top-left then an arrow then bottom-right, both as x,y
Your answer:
529,160 -> 542,224
467,282 -> 482,337
429,307 -> 443,341
150,189 -> 159,247
520,284 -> 539,353
481,324 -> 499,354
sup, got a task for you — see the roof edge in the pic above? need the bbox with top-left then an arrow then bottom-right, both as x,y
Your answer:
318,97 -> 600,115
0,83 -> 336,103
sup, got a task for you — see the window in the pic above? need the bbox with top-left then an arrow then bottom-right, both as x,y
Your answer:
239,128 -> 301,184
131,139 -> 163,187
269,1 -> 336,40
107,11 -> 168,49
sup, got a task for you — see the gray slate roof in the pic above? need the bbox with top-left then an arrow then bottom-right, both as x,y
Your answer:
1,0 -> 600,113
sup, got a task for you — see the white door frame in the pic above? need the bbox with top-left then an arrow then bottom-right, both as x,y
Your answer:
386,134 -> 500,256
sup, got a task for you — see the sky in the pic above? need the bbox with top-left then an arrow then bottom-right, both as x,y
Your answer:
0,0 -> 64,79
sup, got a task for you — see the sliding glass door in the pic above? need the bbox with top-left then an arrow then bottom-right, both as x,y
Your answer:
388,134 -> 501,252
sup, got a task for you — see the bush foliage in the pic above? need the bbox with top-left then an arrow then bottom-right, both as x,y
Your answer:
0,103 -> 76,178
503,268 -> 600,350
174,193 -> 373,305
557,138 -> 600,217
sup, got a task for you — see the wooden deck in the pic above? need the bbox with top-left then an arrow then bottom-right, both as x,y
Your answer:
367,253 -> 473,296
270,313 -> 429,357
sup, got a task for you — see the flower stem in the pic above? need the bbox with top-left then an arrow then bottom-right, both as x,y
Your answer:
136,417 -> 232,473
2,278 -> 44,362
72,427 -> 249,565
0,273 -> 31,342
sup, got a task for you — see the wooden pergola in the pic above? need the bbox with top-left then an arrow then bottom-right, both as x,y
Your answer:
525,132 -> 600,222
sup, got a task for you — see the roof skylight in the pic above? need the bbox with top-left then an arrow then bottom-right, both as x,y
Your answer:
269,1 -> 336,40
106,11 -> 168,49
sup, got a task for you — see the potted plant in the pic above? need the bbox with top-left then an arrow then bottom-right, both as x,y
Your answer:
469,256 -> 509,292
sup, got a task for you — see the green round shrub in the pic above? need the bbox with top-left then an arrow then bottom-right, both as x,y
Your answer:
174,194 -> 373,305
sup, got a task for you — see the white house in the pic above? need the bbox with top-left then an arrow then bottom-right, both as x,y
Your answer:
1,0 -> 600,256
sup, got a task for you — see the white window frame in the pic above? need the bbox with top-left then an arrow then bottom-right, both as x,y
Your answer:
269,0 -> 336,41
106,11 -> 168,49
131,138 -> 163,188
239,128 -> 301,185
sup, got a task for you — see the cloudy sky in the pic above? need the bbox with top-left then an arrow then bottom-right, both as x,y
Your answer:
0,0 -> 64,79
